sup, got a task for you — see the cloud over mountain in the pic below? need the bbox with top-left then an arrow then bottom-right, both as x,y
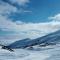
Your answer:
0,1 -> 60,40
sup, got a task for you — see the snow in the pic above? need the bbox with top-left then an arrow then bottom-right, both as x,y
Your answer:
0,45 -> 60,60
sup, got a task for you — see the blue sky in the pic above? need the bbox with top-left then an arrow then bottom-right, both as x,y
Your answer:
8,0 -> 60,23
0,0 -> 60,40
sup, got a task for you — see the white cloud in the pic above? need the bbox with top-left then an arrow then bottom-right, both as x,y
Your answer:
0,1 -> 60,40
0,0 -> 17,15
0,14 -> 60,39
9,0 -> 30,6
48,14 -> 60,22
24,10 -> 32,13
0,0 -> 30,16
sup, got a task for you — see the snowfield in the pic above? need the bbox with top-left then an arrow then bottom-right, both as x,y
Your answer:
0,44 -> 60,60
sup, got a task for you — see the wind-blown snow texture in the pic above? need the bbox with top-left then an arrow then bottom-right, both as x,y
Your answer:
0,30 -> 60,60
0,45 -> 60,60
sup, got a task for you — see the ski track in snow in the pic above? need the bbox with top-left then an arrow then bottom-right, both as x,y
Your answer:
0,45 -> 60,60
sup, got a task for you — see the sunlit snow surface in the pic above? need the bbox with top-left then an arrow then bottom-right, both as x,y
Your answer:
0,44 -> 60,60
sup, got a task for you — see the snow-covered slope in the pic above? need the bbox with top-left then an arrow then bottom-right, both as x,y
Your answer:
34,30 -> 60,44
0,30 -> 60,60
0,44 -> 60,60
7,30 -> 60,49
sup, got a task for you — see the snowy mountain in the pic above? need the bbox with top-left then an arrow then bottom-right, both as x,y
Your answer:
0,41 -> 60,60
35,30 -> 60,44
0,30 -> 60,60
7,30 -> 60,49
7,38 -> 31,49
